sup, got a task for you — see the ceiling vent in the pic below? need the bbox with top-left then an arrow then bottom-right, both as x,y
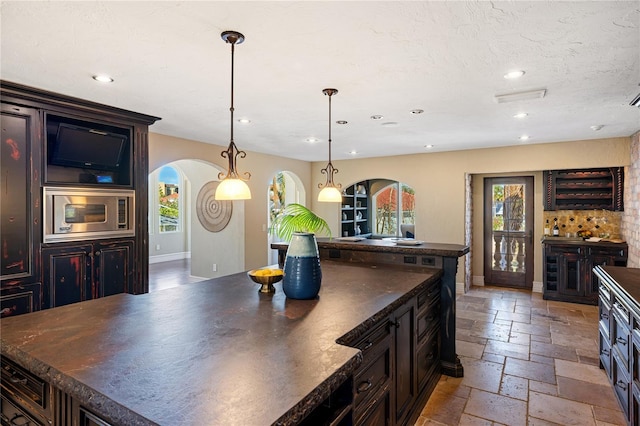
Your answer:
630,93 -> 640,107
494,89 -> 547,103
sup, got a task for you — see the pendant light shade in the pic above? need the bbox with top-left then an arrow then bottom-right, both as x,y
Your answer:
215,30 -> 252,200
317,88 -> 342,202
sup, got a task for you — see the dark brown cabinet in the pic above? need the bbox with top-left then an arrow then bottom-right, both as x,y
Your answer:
1,102 -> 42,311
543,168 -> 624,211
42,239 -> 134,308
1,80 -> 159,314
596,266 -> 640,425
543,241 -> 627,305
348,277 -> 441,426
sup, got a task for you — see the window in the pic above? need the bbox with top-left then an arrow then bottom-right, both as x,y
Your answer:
157,166 -> 181,233
372,182 -> 415,237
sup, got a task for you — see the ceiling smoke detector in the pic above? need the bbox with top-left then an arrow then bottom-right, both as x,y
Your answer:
494,89 -> 546,103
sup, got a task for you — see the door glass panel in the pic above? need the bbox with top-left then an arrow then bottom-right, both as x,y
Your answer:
491,183 -> 526,273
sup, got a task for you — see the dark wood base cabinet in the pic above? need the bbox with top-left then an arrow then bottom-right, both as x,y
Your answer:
543,240 -> 627,305
595,266 -> 640,425
345,277 -> 441,426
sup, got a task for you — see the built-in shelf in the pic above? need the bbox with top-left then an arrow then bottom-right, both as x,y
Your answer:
543,167 -> 624,211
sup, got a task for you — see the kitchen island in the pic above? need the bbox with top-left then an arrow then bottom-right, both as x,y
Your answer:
272,238 -> 469,377
1,261 -> 442,425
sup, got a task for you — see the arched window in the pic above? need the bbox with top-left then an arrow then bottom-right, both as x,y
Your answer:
372,182 -> 415,237
155,165 -> 182,233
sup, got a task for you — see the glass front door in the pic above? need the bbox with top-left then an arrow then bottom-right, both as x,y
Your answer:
483,177 -> 534,288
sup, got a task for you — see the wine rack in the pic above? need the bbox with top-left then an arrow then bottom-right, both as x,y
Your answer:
543,167 -> 624,211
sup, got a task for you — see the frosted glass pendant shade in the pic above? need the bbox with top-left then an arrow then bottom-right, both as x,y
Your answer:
215,178 -> 252,200
318,186 -> 342,203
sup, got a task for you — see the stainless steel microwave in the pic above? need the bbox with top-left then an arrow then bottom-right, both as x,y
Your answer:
43,187 -> 135,243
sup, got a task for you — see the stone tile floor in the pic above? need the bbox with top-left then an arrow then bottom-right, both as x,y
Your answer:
415,285 -> 626,426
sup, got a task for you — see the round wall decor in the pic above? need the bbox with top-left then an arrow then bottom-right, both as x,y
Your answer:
196,181 -> 232,232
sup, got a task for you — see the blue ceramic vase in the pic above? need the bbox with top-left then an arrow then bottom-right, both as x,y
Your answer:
282,233 -> 322,299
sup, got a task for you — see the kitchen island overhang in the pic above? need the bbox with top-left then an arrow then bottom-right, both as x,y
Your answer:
1,261 -> 443,425
272,237 -> 470,378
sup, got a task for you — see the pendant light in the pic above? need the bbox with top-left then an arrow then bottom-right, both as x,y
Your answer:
215,30 -> 251,200
317,88 -> 342,202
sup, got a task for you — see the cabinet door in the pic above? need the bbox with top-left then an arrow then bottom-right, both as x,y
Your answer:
94,239 -> 133,297
1,104 -> 40,284
393,299 -> 416,425
42,244 -> 92,308
558,253 -> 584,297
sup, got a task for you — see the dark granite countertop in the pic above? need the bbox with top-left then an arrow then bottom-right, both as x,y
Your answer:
596,266 -> 640,305
540,237 -> 628,248
1,261 -> 442,426
272,238 -> 469,258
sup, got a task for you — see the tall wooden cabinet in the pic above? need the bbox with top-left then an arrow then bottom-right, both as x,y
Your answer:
0,80 -> 160,317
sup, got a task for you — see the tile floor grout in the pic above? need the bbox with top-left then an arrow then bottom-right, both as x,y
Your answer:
415,285 -> 625,426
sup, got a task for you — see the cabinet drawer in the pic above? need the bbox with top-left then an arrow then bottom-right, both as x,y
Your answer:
417,335 -> 440,389
548,245 -> 581,255
353,320 -> 391,363
613,310 -> 631,368
612,353 -> 631,423
0,358 -> 51,425
1,394 -> 45,426
417,282 -> 439,311
354,387 -> 390,426
589,246 -> 627,258
417,304 -> 440,343
613,299 -> 631,326
354,346 -> 391,411
1,283 -> 42,318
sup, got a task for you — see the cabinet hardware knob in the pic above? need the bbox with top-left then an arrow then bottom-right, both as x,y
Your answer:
601,313 -> 609,320
616,380 -> 627,391
357,379 -> 373,393
95,251 -> 101,256
616,337 -> 627,346
389,320 -> 401,328
601,349 -> 609,356
362,341 -> 373,350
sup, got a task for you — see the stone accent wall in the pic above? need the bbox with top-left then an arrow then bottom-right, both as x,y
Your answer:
542,210 -> 623,239
622,131 -> 640,267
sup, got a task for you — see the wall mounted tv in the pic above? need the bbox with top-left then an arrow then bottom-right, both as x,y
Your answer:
51,123 -> 128,171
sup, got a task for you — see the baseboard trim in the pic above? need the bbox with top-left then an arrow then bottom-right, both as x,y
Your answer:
532,281 -> 543,293
149,252 -> 190,264
472,275 -> 485,286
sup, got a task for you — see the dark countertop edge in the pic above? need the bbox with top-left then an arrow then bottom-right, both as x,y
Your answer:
0,268 -> 444,426
541,238 -> 628,248
271,240 -> 469,258
595,266 -> 640,317
272,353 -> 362,426
337,269 -> 444,345
0,342 -> 158,426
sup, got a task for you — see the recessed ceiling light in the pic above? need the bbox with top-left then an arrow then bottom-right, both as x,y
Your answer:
504,70 -> 525,79
349,150 -> 357,155
306,137 -> 320,143
92,75 -> 114,83
425,144 -> 434,149
370,115 -> 383,120
513,112 -> 528,119
237,118 -> 251,124
410,109 -> 424,115
590,125 -> 604,131
519,135 -> 530,141
336,120 -> 348,125
381,122 -> 398,127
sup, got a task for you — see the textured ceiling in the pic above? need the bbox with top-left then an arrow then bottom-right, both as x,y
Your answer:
1,1 -> 639,162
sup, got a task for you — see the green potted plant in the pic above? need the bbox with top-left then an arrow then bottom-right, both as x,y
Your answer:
269,203 -> 331,300
270,203 -> 331,241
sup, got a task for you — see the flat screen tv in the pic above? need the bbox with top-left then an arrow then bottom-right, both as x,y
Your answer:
51,123 -> 128,171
